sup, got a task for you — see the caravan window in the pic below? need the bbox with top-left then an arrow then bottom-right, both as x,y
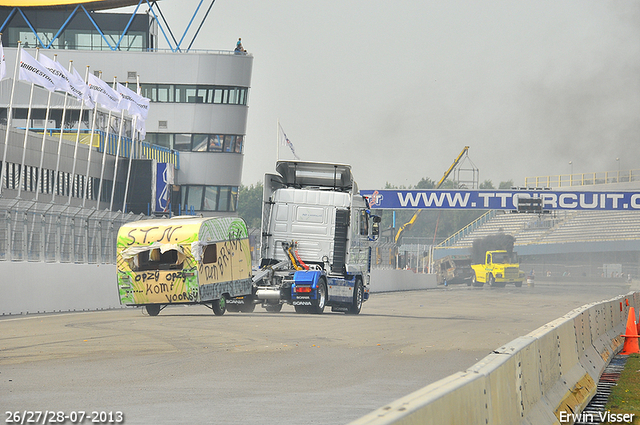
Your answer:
131,248 -> 184,271
202,244 -> 217,264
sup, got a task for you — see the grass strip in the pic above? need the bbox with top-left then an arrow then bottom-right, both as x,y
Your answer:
604,353 -> 640,424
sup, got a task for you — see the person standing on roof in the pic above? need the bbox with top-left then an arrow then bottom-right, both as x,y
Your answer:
235,38 -> 246,55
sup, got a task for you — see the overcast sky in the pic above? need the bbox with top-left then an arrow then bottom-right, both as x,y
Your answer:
135,0 -> 640,190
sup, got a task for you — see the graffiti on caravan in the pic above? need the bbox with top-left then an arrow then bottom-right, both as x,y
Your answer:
360,189 -> 640,211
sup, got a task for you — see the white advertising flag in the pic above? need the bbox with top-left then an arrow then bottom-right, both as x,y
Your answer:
116,82 -> 149,120
71,67 -> 94,108
87,73 -> 120,111
37,53 -> 72,93
18,49 -> 57,92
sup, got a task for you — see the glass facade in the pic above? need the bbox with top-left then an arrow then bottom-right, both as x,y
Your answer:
140,84 -> 248,105
146,133 -> 244,153
181,185 -> 238,212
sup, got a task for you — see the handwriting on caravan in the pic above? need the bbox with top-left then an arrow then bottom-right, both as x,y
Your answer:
125,226 -> 183,246
199,244 -> 230,281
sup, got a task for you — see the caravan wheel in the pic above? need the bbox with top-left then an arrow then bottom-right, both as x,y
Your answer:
212,297 -> 227,316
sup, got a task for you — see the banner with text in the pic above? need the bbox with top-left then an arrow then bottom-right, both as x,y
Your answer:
360,189 -> 640,211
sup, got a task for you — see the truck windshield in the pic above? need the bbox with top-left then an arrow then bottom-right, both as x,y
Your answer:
494,254 -> 513,264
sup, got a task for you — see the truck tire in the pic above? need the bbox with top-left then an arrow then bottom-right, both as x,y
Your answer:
265,303 -> 283,313
488,274 -> 506,288
310,278 -> 327,314
294,305 -> 309,314
515,280 -> 523,288
145,305 -> 161,316
212,297 -> 227,316
347,280 -> 363,315
240,302 -> 256,313
471,272 -> 483,287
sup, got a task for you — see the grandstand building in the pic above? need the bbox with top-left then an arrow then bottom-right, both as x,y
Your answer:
0,1 -> 252,216
435,176 -> 640,279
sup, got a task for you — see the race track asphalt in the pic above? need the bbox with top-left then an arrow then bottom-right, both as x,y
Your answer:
1,280 -> 633,424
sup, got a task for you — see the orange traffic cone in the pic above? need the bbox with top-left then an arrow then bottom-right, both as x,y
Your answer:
621,307 -> 639,355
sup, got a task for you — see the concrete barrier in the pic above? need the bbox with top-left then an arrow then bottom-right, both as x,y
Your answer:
369,269 -> 437,293
0,263 -> 437,316
350,291 -> 640,425
0,262 -> 120,316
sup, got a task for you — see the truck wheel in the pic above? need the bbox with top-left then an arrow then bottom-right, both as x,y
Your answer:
212,297 -> 226,316
240,302 -> 256,313
347,280 -> 363,315
294,305 -> 309,314
471,272 -> 483,287
515,281 -> 523,288
265,303 -> 283,313
488,274 -> 506,288
311,278 -> 327,314
145,305 -> 161,316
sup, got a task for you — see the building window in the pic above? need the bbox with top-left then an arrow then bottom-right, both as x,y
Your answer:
140,84 -> 248,105
180,185 -> 238,212
146,133 -> 244,153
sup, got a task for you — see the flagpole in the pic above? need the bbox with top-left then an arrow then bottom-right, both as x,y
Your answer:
109,80 -> 126,212
122,76 -> 140,214
51,63 -> 71,204
82,66 -> 96,208
95,73 -> 114,210
0,41 -> 21,197
34,54 -> 56,202
67,61 -> 86,205
17,47 -> 39,199
276,119 -> 280,161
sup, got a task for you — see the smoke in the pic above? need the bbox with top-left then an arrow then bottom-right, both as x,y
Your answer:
471,233 -> 515,264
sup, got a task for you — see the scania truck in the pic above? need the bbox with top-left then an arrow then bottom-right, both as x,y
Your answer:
253,160 -> 380,314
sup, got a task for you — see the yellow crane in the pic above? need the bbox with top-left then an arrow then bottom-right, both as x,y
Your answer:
394,146 -> 470,244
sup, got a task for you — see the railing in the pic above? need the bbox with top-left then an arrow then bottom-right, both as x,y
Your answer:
0,200 -> 144,264
436,210 -> 496,248
28,128 -> 180,169
525,169 -> 639,188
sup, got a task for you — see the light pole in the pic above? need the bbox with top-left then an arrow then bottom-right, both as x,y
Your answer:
616,157 -> 620,182
569,161 -> 573,186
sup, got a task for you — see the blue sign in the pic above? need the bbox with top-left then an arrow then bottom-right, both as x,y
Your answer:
155,163 -> 174,212
360,189 -> 640,211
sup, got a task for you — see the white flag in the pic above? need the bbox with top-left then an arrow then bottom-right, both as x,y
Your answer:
37,54 -> 72,94
116,82 -> 149,120
71,67 -> 94,109
135,116 -> 146,140
87,73 -> 120,111
278,123 -> 300,159
19,49 -> 57,92
0,40 -> 6,80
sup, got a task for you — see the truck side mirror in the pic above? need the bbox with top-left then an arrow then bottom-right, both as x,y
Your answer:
371,215 -> 381,238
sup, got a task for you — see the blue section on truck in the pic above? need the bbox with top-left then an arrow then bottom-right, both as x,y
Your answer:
291,270 -> 322,300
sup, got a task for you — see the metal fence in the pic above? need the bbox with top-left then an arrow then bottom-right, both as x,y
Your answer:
0,199 -> 144,263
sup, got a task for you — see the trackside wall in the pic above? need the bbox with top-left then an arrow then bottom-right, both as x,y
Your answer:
0,262 -> 120,315
349,291 -> 640,425
0,265 -> 434,316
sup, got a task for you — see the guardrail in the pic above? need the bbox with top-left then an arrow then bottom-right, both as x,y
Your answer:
350,291 -> 640,425
525,169 -> 640,188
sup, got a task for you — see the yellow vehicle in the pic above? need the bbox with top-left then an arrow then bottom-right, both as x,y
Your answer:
470,250 -> 525,288
116,216 -> 253,316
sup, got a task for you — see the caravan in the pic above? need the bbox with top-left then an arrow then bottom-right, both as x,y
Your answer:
116,216 -> 253,315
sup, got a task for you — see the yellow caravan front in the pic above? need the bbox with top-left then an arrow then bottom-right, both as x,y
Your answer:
116,216 -> 252,315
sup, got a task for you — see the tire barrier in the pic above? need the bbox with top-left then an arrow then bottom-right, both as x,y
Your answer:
350,291 -> 639,425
